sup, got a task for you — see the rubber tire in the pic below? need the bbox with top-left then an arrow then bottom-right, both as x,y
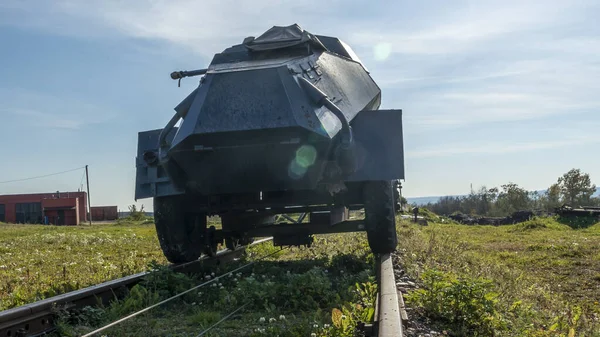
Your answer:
153,196 -> 206,263
363,180 -> 398,254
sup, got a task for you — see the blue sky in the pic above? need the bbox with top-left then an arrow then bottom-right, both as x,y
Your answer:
0,0 -> 598,211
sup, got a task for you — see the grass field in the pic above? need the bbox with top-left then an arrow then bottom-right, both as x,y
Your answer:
0,220 -> 167,311
397,216 -> 600,336
56,230 -> 379,337
2,215 -> 600,336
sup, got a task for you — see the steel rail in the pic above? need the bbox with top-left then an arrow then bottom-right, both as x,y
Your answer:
80,245 -> 284,337
0,237 -> 273,337
375,253 -> 403,337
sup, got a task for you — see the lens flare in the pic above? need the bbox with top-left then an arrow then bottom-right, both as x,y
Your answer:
288,160 -> 307,180
373,42 -> 392,61
288,145 -> 317,180
295,145 -> 317,168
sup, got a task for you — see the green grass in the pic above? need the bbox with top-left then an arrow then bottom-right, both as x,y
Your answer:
397,216 -> 600,336
54,230 -> 379,337
5,215 -> 600,336
0,221 -> 167,311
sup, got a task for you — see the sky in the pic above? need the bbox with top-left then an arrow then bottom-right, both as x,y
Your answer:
0,0 -> 599,211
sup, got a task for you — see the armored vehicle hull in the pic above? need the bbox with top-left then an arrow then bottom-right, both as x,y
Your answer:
135,24 -> 405,263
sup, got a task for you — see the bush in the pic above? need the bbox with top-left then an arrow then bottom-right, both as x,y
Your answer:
510,217 -> 571,232
405,269 -> 505,336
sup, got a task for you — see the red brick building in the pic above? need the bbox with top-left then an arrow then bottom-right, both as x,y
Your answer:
0,191 -> 88,225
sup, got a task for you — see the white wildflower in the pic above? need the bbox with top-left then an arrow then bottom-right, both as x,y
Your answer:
259,317 -> 266,323
211,272 -> 215,277
341,315 -> 347,320
205,275 -> 211,280
313,324 -> 319,329
218,283 -> 222,287
269,317 -> 276,323
324,324 -> 330,328
311,333 -> 316,337
279,315 -> 286,320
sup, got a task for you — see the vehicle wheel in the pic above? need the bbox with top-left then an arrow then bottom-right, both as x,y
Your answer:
363,180 -> 398,254
153,196 -> 206,263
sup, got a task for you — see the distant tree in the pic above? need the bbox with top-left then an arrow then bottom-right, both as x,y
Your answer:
496,182 -> 530,214
544,183 -> 562,210
529,191 -> 541,210
479,186 -> 498,215
557,169 -> 596,206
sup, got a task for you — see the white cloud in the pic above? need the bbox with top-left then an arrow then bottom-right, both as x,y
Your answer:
1,1 -> 598,132
0,89 -> 118,130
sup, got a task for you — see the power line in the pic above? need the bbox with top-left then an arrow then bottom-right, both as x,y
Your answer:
78,169 -> 86,191
0,166 -> 86,185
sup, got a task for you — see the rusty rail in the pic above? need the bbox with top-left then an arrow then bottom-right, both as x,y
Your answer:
0,238 -> 272,337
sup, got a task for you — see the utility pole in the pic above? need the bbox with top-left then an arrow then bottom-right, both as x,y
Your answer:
85,165 -> 92,225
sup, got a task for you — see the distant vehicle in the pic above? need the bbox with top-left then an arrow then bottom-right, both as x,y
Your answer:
135,24 -> 405,263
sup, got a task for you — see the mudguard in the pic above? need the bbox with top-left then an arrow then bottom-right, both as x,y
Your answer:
346,109 -> 405,182
135,128 -> 184,200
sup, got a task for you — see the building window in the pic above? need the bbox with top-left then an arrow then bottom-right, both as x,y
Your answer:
15,202 -> 42,224
0,204 -> 5,222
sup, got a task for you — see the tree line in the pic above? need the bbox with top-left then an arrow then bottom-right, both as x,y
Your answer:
421,168 -> 599,217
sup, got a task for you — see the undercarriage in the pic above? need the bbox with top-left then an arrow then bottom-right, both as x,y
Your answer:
153,180 -> 400,263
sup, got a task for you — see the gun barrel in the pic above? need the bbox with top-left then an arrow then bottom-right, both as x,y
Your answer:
170,68 -> 208,80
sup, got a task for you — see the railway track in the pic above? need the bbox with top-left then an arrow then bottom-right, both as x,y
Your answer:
0,238 -> 273,337
1,238 -> 406,337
